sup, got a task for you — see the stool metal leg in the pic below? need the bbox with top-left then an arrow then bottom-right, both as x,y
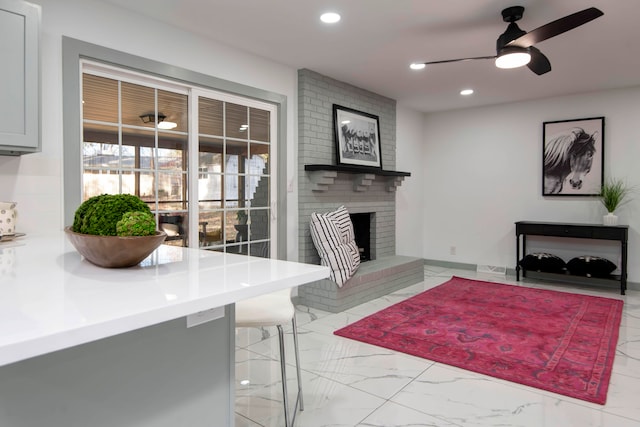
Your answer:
291,315 -> 304,412
276,325 -> 290,427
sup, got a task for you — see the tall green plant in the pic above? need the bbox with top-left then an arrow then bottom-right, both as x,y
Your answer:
600,178 -> 632,213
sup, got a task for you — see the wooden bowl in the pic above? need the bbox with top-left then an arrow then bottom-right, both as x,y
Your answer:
64,226 -> 167,268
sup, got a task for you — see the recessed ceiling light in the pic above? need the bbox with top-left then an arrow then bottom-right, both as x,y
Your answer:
460,89 -> 474,96
320,12 -> 341,24
410,63 -> 426,70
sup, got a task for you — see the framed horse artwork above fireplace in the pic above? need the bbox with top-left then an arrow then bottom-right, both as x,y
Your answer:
542,116 -> 604,196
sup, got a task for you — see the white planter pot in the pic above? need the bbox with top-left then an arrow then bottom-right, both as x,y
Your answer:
603,212 -> 618,226
0,201 -> 17,235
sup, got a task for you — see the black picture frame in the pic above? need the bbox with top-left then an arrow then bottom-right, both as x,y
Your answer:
333,105 -> 382,169
542,117 -> 604,196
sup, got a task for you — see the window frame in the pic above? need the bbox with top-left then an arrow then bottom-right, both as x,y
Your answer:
63,37 -> 288,258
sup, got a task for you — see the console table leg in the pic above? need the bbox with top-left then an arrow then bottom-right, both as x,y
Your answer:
515,234 -> 521,281
621,241 -> 628,295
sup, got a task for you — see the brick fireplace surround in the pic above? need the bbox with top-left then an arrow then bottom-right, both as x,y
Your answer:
296,69 -> 423,313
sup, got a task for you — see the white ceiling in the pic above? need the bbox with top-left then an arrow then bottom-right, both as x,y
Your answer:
97,0 -> 639,113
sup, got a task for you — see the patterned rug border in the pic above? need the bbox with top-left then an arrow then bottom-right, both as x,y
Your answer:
334,276 -> 624,404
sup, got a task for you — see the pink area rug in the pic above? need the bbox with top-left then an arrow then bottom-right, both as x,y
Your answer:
334,276 -> 623,404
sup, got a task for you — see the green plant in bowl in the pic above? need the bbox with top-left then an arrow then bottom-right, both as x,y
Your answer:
73,193 -> 153,236
66,194 -> 166,268
116,211 -> 157,236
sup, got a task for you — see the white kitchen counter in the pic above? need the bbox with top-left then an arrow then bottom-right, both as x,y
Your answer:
0,231 -> 329,366
0,232 -> 329,427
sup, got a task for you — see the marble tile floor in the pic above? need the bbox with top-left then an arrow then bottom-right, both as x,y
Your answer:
234,267 -> 640,427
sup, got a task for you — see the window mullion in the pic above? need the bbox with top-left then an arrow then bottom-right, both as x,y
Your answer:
153,88 -> 159,215
187,90 -> 199,248
117,80 -> 123,194
222,102 -> 227,247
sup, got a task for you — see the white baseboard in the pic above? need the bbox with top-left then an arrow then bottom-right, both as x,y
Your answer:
476,264 -> 506,275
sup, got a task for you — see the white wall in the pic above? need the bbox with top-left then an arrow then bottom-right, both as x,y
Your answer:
0,0 -> 301,259
396,105 -> 425,257
421,86 -> 640,282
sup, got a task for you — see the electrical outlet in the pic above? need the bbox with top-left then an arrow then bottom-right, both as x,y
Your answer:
450,246 -> 456,255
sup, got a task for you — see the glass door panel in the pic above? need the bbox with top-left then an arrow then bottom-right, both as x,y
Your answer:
199,98 -> 223,136
158,89 -> 188,133
249,107 -> 270,142
82,74 -> 118,123
199,210 -> 224,247
225,103 -> 248,140
121,82 -> 155,127
197,95 -> 273,255
82,70 -> 190,246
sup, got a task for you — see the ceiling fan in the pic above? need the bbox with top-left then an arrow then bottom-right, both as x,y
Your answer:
412,6 -> 603,75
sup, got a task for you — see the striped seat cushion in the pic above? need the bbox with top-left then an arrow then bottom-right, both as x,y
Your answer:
322,205 -> 355,243
309,206 -> 360,287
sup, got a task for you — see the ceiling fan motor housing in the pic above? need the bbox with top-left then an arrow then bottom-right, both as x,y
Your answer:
497,5 -> 526,52
497,22 -> 526,52
501,6 -> 524,23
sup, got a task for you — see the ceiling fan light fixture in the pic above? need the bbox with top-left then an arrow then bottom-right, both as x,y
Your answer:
140,113 -> 166,124
495,47 -> 531,69
140,113 -> 177,129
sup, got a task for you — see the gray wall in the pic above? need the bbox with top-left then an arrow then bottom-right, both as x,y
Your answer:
297,69 -> 398,265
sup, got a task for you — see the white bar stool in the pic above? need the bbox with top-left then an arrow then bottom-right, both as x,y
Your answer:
235,288 -> 304,427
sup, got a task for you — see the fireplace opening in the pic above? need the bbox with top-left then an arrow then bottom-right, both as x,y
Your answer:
350,213 -> 372,262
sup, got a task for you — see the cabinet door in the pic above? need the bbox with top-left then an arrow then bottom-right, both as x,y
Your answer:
0,0 -> 40,155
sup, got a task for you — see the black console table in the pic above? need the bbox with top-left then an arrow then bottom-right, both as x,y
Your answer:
515,221 -> 628,295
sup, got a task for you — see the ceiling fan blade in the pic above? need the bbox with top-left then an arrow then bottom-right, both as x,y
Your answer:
508,7 -> 603,48
420,55 -> 495,66
527,47 -> 551,75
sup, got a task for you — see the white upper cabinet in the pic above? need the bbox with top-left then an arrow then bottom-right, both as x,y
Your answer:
0,0 -> 40,155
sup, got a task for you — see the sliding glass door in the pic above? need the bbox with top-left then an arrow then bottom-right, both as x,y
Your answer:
81,62 -> 277,257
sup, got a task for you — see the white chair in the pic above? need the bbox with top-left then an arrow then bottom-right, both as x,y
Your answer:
235,288 -> 304,427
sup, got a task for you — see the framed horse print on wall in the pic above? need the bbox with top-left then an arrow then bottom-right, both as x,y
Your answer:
542,117 -> 604,196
